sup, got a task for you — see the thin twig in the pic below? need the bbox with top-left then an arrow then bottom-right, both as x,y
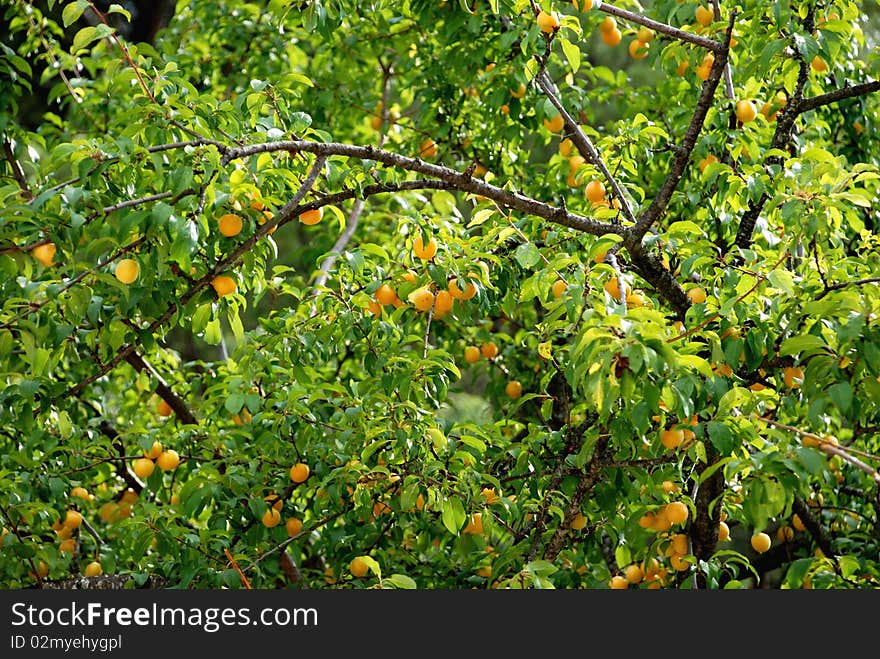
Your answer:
668,248 -> 789,343
816,276 -> 880,300
534,71 -> 637,226
0,236 -> 147,331
3,137 -> 33,199
223,548 -> 253,589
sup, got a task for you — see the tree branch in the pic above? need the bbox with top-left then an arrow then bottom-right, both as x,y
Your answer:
0,236 -> 147,331
535,71 -> 638,226
3,137 -> 33,199
123,351 -> 198,425
816,276 -> 880,300
543,436 -> 610,562
223,140 -> 622,236
630,11 -> 736,243
596,1 -> 722,52
798,80 -> 880,114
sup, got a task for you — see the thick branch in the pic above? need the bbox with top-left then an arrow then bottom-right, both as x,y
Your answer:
543,436 -> 610,562
799,80 -> 880,114
123,352 -> 198,425
691,447 -> 725,588
732,30 -> 813,251
628,250 -> 690,319
792,496 -> 835,558
630,11 -> 735,242
223,141 -> 621,236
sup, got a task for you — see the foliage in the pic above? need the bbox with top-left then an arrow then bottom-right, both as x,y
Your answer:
1,0 -> 879,590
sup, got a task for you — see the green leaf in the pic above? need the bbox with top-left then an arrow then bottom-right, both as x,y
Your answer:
227,308 -> 245,346
779,335 -> 826,356
440,496 -> 466,535
514,243 -> 541,269
707,421 -> 739,454
828,382 -> 852,414
385,574 -> 417,589
717,387 -> 749,417
62,0 -> 89,27
767,270 -> 795,296
467,208 -> 496,228
205,318 -> 222,345
71,26 -> 98,53
560,37 -> 581,73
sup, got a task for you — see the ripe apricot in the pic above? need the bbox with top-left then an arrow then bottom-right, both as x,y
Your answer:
114,258 -> 140,284
448,277 -> 477,300
552,279 -> 567,299
481,341 -> 499,359
695,5 -> 714,26
299,208 -> 323,225
413,234 -> 438,260
84,561 -> 103,577
601,27 -> 622,46
585,179 -> 606,203
628,39 -> 649,60
433,289 -> 454,318
374,284 -> 399,306
637,27 -> 654,43
699,154 -> 719,172
464,346 -> 481,364
463,512 -> 484,535
603,277 -> 625,301
718,520 -> 730,541
419,138 -> 438,159
261,508 -> 281,528
696,53 -> 714,81
598,16 -> 617,33
156,450 -> 180,471
157,399 -> 173,417
132,458 -> 155,479
211,275 -> 237,297
687,286 -> 707,304
505,380 -> 523,399
783,366 -> 804,388
217,213 -> 243,237
624,563 -> 643,583
32,242 -> 57,267
290,463 -> 310,483
409,286 -> 436,312
609,575 -> 628,589
286,517 -> 304,537
543,113 -> 565,133
661,428 -> 684,450
63,510 -> 83,529
735,100 -> 758,124
750,532 -> 772,553
537,10 -> 560,33
665,501 -> 689,525
350,557 -> 370,578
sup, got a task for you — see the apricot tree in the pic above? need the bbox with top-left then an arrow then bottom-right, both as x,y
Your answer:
1,0 -> 879,589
